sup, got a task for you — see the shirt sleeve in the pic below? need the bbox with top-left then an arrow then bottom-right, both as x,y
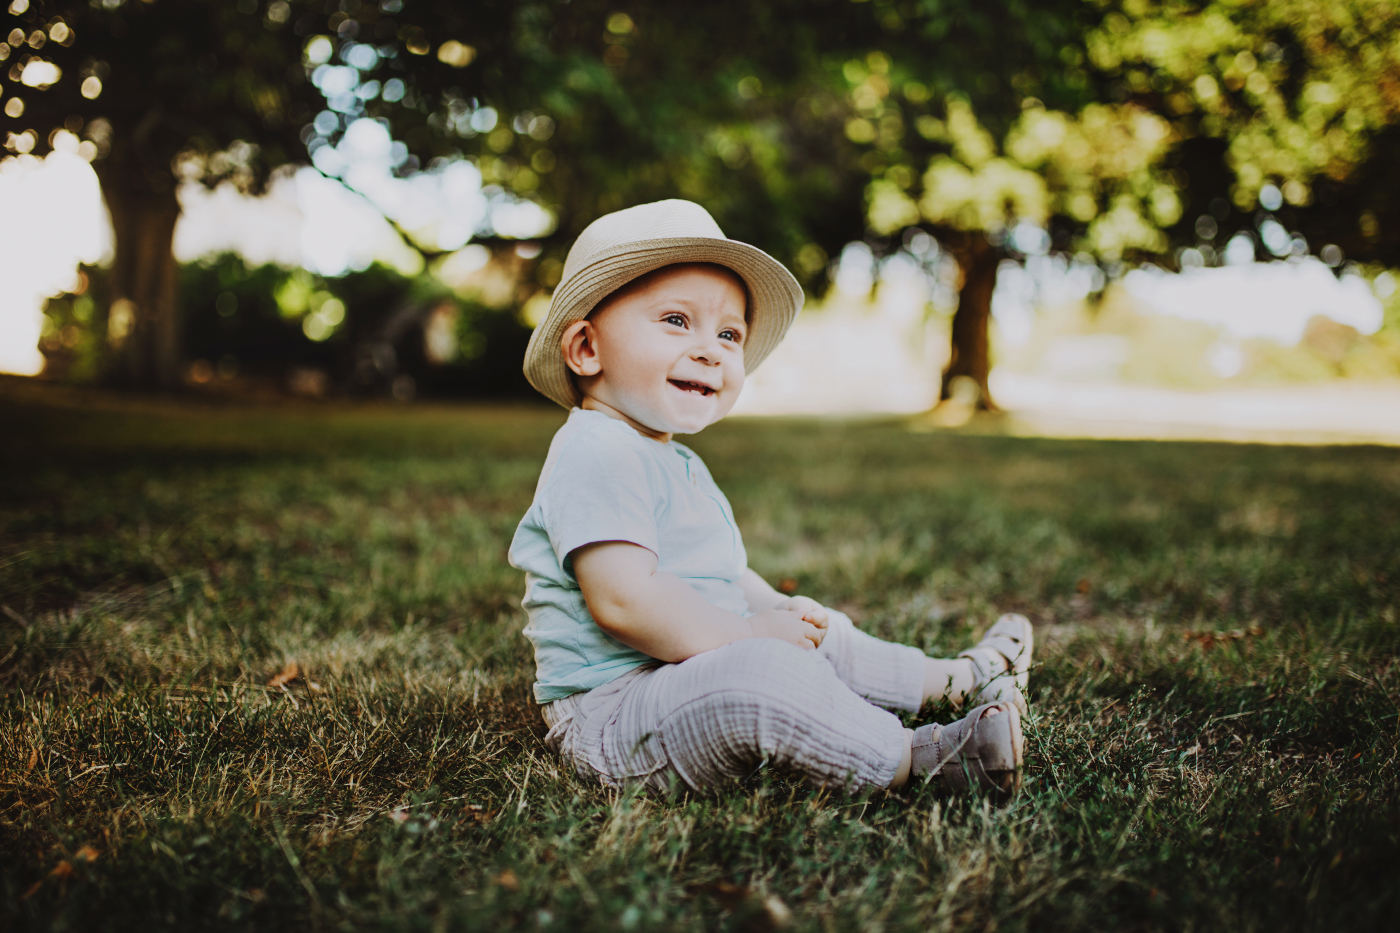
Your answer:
539,427 -> 661,572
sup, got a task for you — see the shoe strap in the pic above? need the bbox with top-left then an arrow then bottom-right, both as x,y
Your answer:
958,618 -> 1030,674
912,703 -> 995,781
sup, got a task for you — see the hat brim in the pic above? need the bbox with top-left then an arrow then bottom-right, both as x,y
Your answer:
523,237 -> 804,410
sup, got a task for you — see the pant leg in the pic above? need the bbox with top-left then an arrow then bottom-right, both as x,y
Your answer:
817,610 -> 926,713
551,638 -> 910,795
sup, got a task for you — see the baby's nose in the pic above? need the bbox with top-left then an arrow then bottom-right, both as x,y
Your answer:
691,338 -> 723,363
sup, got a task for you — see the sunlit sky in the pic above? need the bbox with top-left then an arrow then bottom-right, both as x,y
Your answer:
0,127 -> 1388,430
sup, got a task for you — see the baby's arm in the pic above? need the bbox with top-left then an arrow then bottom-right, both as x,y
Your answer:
739,568 -> 831,631
572,542 -> 825,662
738,568 -> 788,611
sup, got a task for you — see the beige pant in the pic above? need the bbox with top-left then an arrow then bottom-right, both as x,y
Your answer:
541,612 -> 926,794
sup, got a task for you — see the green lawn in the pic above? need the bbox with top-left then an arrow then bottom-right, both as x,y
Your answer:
2,379 -> 1398,931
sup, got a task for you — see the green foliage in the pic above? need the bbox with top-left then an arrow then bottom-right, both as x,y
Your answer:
38,254 -> 534,395
3,0 -> 324,189
1376,271 -> 1400,336
868,96 -> 1180,260
176,254 -> 535,396
10,0 -> 1400,273
36,267 -> 110,384
860,1 -> 1400,265
1086,0 -> 1400,209
181,256 -> 315,369
367,0 -> 1093,284
1078,0 -> 1400,263
2,386 -> 1398,929
4,0 -> 1099,290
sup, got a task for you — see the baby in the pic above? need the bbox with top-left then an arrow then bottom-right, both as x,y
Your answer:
509,200 -> 1032,798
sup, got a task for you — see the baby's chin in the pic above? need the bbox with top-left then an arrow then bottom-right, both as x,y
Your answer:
635,406 -> 720,436
628,392 -> 734,436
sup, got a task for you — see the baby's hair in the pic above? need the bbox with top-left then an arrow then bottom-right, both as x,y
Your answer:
589,262 -> 752,325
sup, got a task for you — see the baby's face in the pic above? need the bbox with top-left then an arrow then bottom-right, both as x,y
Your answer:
571,264 -> 748,437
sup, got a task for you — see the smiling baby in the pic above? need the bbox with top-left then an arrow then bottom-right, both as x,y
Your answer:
508,200 -> 1033,797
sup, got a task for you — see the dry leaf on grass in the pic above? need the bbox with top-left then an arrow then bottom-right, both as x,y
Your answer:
695,882 -> 792,930
463,803 -> 494,825
267,661 -> 299,689
19,848 -> 99,900
495,868 -> 520,892
699,881 -> 752,910
27,747 -> 38,770
1183,625 -> 1264,650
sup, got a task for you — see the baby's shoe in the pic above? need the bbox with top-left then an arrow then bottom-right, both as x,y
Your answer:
911,701 -> 1023,800
959,613 -> 1034,715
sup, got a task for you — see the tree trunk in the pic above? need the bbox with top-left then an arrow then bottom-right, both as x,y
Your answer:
95,146 -> 182,390
939,234 -> 1002,411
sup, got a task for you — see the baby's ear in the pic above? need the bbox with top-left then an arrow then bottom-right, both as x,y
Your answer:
561,320 -> 602,377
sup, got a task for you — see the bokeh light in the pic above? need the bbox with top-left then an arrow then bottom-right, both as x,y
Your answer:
0,148 -> 109,375
2,95 -> 560,376
1123,260 -> 1381,344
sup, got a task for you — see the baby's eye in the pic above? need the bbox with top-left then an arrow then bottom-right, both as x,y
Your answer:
719,328 -> 743,343
663,313 -> 687,328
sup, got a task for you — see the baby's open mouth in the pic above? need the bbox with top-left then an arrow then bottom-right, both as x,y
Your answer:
669,379 -> 716,397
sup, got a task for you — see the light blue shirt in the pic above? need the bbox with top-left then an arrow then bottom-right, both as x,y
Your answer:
508,408 -> 750,702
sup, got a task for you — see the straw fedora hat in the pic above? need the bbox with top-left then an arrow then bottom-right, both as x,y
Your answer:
522,199 -> 804,409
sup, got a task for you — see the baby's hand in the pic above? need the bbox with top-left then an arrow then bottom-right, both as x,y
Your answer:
747,608 -> 825,650
777,595 -> 830,636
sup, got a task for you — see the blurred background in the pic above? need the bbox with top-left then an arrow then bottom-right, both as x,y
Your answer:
3,0 -> 1399,441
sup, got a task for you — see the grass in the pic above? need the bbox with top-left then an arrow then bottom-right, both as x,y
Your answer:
1,377 -> 1398,931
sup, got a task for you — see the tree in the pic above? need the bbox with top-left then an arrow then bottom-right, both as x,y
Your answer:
853,0 -> 1400,409
7,0 -> 1098,391
4,0 -> 331,387
291,0 -> 1101,356
1081,0 -> 1400,267
521,0 -> 1097,410
864,96 -> 1178,406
